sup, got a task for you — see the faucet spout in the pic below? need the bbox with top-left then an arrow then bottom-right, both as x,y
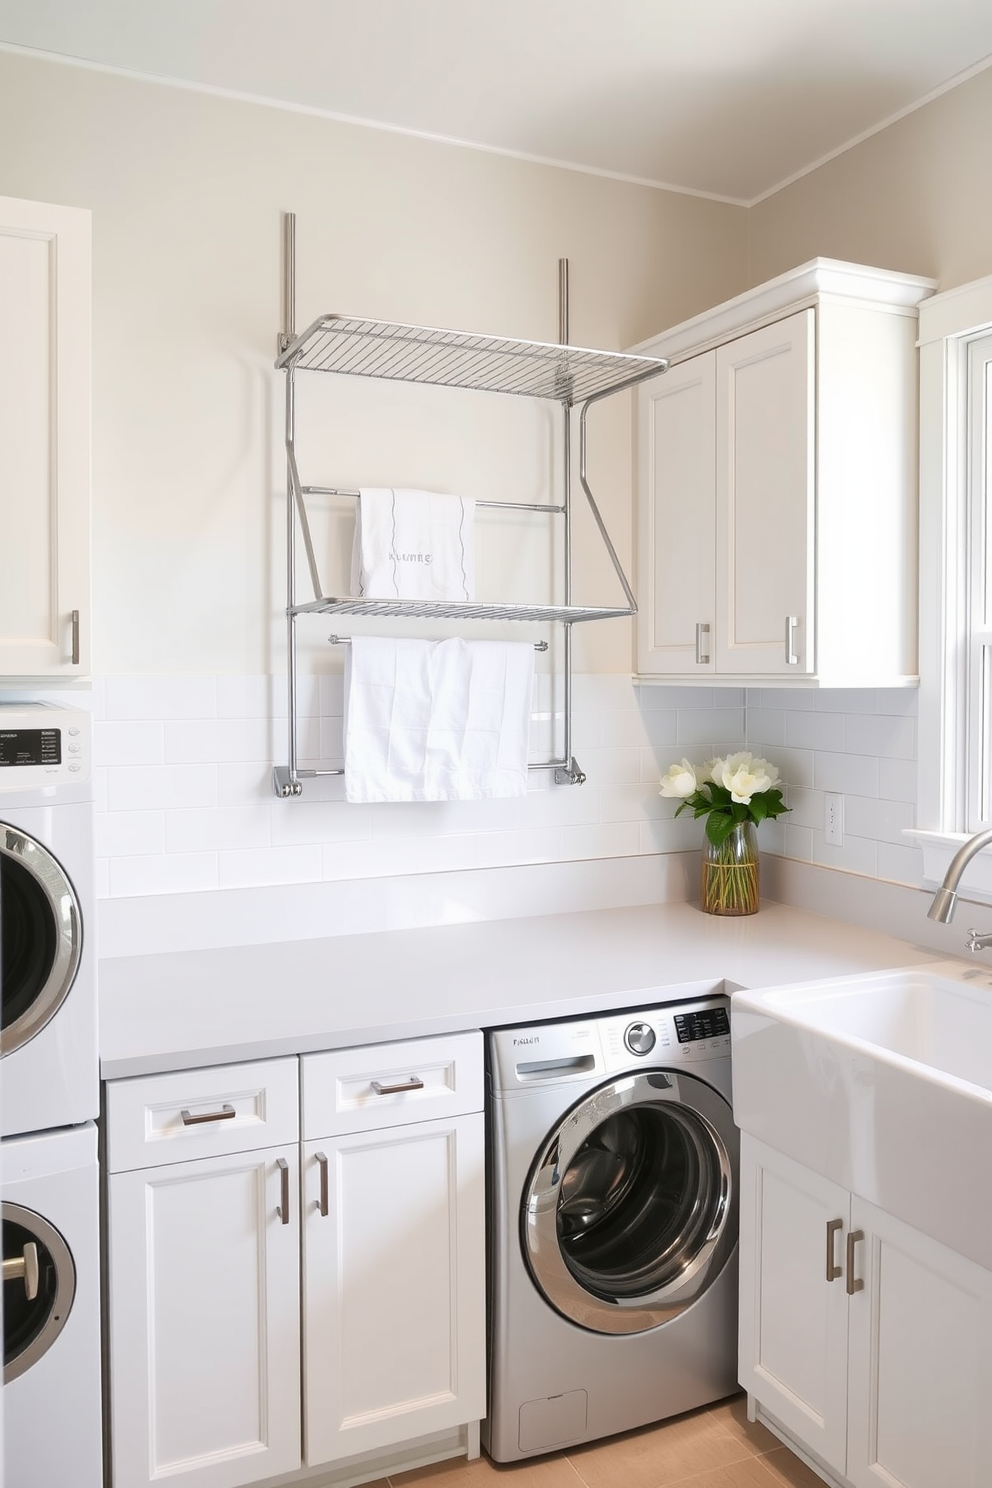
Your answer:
927,825 -> 992,922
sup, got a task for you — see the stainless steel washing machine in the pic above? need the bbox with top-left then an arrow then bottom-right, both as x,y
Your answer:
483,994 -> 739,1462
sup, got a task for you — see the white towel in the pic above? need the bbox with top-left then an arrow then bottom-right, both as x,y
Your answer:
343,637 -> 534,802
351,488 -> 475,601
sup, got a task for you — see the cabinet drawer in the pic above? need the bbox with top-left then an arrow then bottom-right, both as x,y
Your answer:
302,1031 -> 483,1138
105,1057 -> 299,1173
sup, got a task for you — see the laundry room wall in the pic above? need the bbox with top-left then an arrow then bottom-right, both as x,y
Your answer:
0,48 -> 754,906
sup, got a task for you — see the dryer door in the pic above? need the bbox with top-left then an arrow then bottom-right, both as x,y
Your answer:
522,1069 -> 738,1335
1,824 -> 82,1056
2,1202 -> 76,1381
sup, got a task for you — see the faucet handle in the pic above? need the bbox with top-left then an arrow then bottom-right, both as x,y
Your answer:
965,929 -> 992,953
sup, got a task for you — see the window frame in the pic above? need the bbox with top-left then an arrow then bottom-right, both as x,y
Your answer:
915,275 -> 992,897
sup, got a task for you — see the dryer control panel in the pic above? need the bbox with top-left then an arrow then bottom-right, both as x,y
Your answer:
0,704 -> 91,788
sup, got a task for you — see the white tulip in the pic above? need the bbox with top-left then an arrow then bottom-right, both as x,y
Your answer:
659,758 -> 698,798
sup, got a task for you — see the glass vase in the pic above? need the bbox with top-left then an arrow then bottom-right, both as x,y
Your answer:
701,820 -> 759,916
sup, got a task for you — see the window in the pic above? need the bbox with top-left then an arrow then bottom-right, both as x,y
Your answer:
916,279 -> 992,896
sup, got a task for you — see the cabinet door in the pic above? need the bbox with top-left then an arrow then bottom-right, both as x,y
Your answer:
715,310 -> 814,675
108,1146 -> 301,1488
847,1198 -> 992,1488
635,352 -> 716,675
302,1112 -> 486,1466
0,196 -> 91,679
738,1136 -> 849,1473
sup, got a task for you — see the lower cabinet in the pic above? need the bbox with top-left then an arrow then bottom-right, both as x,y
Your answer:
738,1135 -> 992,1488
105,1034 -> 485,1488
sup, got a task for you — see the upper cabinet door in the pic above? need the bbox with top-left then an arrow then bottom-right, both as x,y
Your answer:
635,352 -> 717,675
715,310 -> 815,676
0,196 -> 91,679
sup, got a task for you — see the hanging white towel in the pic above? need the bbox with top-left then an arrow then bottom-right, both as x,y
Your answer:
350,488 -> 476,601
343,636 -> 534,802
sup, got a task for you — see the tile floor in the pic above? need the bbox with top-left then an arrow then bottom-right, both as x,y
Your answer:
390,1396 -> 825,1488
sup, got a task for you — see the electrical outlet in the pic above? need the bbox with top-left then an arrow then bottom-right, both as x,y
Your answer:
824,792 -> 844,846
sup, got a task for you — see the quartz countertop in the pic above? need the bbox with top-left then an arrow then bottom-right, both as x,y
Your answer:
99,900 -> 942,1080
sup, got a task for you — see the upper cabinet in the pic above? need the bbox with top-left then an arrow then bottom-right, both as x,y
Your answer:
0,196 -> 91,681
633,259 -> 937,687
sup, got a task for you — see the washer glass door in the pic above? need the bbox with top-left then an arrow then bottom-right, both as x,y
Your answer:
2,1203 -> 76,1382
522,1069 -> 738,1334
1,825 -> 82,1056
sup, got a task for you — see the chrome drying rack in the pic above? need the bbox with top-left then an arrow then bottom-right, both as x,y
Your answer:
272,214 -> 668,798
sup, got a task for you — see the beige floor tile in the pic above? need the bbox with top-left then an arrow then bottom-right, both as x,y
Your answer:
756,1446 -> 829,1488
392,1452 -> 583,1488
651,1458 -> 782,1488
566,1408 -> 754,1488
706,1396 -> 782,1457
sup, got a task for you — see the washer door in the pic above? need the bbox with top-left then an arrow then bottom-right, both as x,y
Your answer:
2,1202 -> 76,1382
522,1069 -> 738,1334
1,824 -> 82,1057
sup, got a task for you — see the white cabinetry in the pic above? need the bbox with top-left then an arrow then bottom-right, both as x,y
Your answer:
634,259 -> 935,686
105,1034 -> 486,1488
739,1135 -> 992,1488
0,195 -> 91,679
105,1059 -> 302,1488
301,1032 -> 486,1467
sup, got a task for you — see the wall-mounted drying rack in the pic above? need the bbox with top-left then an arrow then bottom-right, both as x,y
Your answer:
272,212 -> 668,798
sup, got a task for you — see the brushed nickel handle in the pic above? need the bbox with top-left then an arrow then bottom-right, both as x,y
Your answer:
785,615 -> 799,665
3,1243 -> 40,1301
180,1103 -> 236,1126
371,1076 -> 425,1096
846,1229 -> 865,1295
70,609 -> 80,666
276,1157 -> 290,1224
695,622 -> 711,665
826,1218 -> 843,1282
315,1151 -> 329,1217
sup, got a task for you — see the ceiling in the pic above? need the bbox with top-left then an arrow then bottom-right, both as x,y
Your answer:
2,0 -> 992,203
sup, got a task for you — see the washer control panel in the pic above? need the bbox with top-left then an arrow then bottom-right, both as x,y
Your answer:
0,703 -> 91,788
623,1021 -> 657,1056
601,996 -> 732,1071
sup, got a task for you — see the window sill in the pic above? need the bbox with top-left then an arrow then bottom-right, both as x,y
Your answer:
905,829 -> 992,904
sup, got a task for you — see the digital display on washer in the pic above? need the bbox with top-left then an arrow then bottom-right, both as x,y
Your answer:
0,728 -> 61,767
673,1007 -> 730,1043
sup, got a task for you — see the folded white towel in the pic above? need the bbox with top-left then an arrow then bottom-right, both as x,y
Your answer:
351,488 -> 475,602
344,637 -> 534,803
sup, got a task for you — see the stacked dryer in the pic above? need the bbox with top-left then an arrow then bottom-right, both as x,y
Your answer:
1,702 -> 103,1488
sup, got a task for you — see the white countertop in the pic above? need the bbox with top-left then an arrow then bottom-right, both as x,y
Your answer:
99,900 -> 941,1080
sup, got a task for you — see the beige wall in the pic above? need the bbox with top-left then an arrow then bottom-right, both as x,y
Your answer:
0,50 -> 747,679
748,62 -> 992,292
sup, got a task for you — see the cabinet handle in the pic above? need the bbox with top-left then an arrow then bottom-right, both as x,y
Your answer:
276,1157 -> 290,1224
3,1243 -> 40,1301
785,615 -> 799,666
371,1076 -> 424,1096
846,1229 -> 865,1295
826,1218 -> 843,1282
695,622 -> 711,665
315,1151 -> 329,1217
180,1103 -> 236,1126
70,609 -> 80,666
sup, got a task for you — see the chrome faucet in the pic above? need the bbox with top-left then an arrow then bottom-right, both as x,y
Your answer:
926,825 -> 992,951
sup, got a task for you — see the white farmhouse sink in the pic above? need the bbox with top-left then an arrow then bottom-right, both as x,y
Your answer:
732,961 -> 992,1270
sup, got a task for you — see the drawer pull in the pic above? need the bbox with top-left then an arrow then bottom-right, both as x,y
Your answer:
371,1076 -> 424,1096
846,1229 -> 865,1295
825,1218 -> 843,1282
180,1103 -> 236,1126
277,1157 -> 290,1224
315,1151 -> 329,1217
3,1243 -> 39,1301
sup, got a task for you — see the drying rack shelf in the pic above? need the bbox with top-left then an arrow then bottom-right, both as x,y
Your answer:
276,314 -> 666,405
293,597 -> 634,623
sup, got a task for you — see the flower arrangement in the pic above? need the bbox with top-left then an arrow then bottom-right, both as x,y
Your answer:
659,752 -> 789,844
660,752 -> 789,916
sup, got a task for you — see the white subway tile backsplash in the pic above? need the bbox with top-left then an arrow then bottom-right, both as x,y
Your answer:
93,674 -> 923,900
